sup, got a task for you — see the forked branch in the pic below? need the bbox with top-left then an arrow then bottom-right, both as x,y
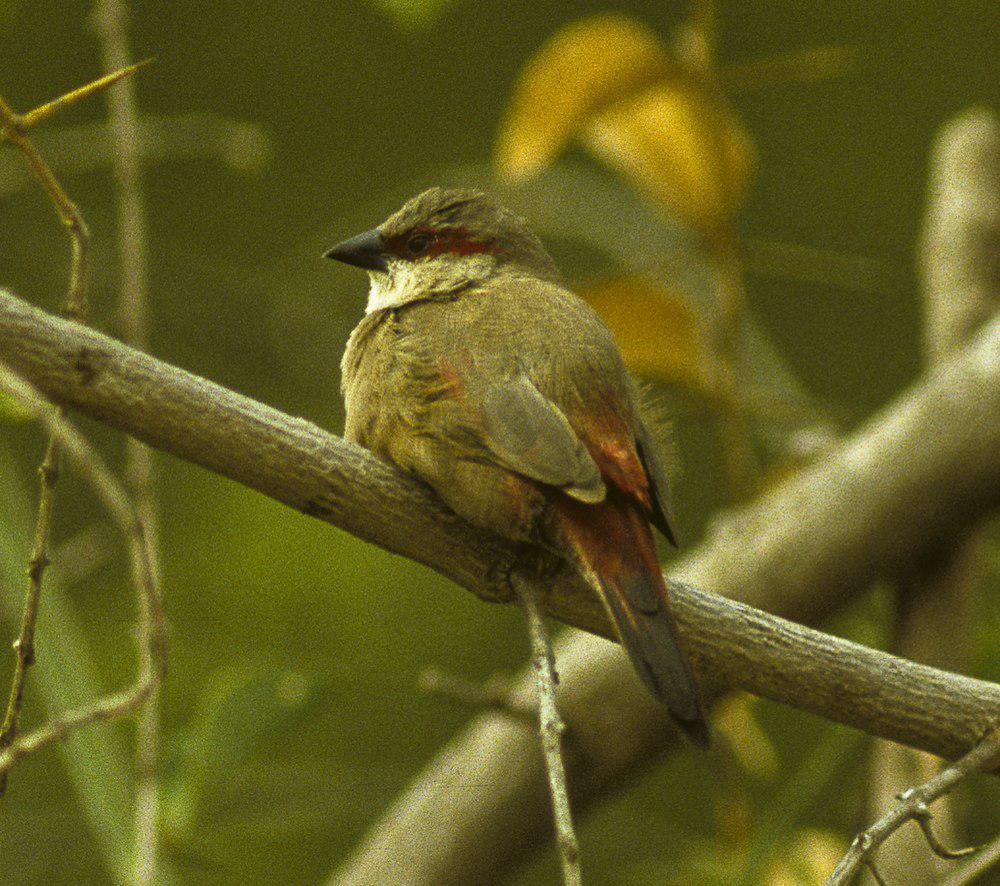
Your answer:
828,729 -> 1000,885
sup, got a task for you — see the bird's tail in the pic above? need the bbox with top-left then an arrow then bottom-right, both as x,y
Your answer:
556,494 -> 709,748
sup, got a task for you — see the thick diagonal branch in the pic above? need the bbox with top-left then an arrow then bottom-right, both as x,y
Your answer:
0,285 -> 998,746
0,288 -> 998,886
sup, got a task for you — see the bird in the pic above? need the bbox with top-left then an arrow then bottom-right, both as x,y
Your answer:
325,187 -> 708,747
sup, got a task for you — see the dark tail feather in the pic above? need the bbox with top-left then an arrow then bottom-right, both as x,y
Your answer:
558,496 -> 709,748
596,569 -> 709,748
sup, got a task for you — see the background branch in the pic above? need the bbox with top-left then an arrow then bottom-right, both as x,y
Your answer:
867,106 -> 1000,884
91,3 -> 162,882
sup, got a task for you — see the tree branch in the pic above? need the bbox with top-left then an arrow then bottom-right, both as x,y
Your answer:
0,287 -> 997,882
91,2 -> 163,881
0,284 -> 997,740
828,729 -> 1000,885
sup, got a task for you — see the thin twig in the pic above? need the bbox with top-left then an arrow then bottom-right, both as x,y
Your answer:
19,59 -> 153,131
418,666 -> 536,724
942,833 -> 1000,886
0,367 -> 167,778
0,81 -> 91,796
90,3 -> 161,881
513,577 -> 582,886
827,729 -> 1000,885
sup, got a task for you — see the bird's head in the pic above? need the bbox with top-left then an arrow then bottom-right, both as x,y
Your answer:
325,187 -> 561,312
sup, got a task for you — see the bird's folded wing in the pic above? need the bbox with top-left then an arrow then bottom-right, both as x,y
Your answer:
634,417 -> 679,546
480,375 -> 605,503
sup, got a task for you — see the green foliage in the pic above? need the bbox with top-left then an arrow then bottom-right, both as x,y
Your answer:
163,665 -> 321,842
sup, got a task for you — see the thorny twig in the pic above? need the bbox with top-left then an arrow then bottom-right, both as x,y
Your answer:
91,2 -> 162,882
0,83 -> 91,797
0,60 -> 148,796
827,728 -> 1000,885
0,368 -> 167,778
513,577 -> 582,886
942,832 -> 1000,886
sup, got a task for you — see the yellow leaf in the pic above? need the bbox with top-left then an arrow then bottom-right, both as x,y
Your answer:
495,14 -> 755,237
496,15 -> 680,181
583,83 -> 755,234
579,275 -> 712,392
766,829 -> 847,885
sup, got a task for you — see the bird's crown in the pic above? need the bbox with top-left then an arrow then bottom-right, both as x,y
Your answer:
378,187 -> 560,279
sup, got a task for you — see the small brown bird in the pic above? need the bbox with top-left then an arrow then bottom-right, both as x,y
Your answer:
326,188 -> 708,746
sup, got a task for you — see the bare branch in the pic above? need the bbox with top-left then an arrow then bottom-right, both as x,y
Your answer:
828,729 -> 1000,885
90,1 -> 162,881
0,367 -> 166,777
0,286 -> 997,754
514,577 -> 582,885
0,282 -> 996,881
0,80 -> 92,796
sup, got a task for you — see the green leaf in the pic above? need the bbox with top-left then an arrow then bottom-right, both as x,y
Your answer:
164,665 -> 319,840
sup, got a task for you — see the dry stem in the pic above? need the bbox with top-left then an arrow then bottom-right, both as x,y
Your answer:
0,82 -> 91,796
0,368 -> 166,778
514,577 -> 582,885
90,3 -> 162,882
828,730 -> 1000,885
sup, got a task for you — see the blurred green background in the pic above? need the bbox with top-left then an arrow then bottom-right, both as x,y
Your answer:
1,1 -> 997,883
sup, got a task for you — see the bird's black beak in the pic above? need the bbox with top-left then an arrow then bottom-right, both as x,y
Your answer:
324,228 -> 389,272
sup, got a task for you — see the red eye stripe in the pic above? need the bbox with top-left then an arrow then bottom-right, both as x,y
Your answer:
386,226 -> 499,260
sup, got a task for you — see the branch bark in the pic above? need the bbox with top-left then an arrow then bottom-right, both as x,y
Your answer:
0,287 -> 998,881
868,106 -> 1000,884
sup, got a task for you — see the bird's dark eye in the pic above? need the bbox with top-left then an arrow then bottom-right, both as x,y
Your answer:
406,233 -> 431,256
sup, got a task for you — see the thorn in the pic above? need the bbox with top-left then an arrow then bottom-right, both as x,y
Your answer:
26,553 -> 50,582
913,807 -> 979,860
20,58 -> 155,129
